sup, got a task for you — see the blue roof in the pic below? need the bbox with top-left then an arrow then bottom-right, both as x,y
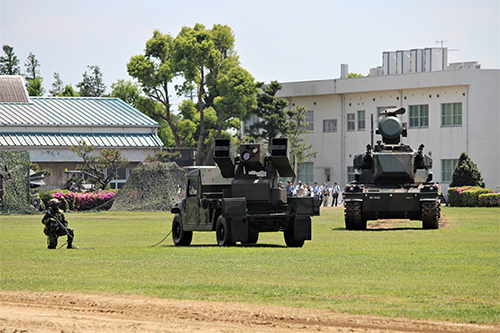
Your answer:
0,96 -> 158,127
0,132 -> 163,148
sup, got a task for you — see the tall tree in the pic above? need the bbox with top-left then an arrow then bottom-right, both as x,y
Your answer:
77,65 -> 106,97
23,52 -> 44,96
173,23 -> 256,164
50,72 -> 64,96
247,81 -> 291,144
127,30 -> 181,147
128,25 -> 256,165
0,45 -> 21,75
287,105 -> 317,164
247,81 -> 317,173
450,152 -> 483,187
24,52 -> 41,80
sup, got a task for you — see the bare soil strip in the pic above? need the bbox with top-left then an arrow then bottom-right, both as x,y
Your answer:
1,291 -> 497,333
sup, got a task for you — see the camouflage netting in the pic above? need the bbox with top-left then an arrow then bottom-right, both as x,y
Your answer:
0,151 -> 37,215
110,161 -> 187,212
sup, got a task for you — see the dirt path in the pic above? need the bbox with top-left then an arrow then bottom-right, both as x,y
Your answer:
1,291 -> 497,333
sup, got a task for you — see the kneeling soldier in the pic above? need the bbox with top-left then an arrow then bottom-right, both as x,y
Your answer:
42,199 -> 76,249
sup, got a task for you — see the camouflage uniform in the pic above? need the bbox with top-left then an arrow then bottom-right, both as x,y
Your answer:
42,199 -> 76,249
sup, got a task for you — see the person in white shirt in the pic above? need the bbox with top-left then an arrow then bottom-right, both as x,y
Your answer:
331,182 -> 341,207
295,180 -> 305,197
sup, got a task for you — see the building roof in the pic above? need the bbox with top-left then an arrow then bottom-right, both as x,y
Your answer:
0,96 -> 159,127
0,75 -> 29,103
0,132 -> 163,148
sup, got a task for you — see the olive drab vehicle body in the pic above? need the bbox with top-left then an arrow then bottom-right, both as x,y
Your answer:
171,138 -> 320,247
344,107 -> 441,230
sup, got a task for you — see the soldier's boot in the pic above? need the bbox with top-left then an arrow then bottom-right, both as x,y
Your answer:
47,235 -> 57,249
67,233 -> 77,249
67,239 -> 77,249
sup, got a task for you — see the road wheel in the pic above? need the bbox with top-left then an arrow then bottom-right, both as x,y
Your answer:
422,200 -> 441,229
345,201 -> 366,230
172,214 -> 192,246
283,223 -> 305,248
216,216 -> 235,246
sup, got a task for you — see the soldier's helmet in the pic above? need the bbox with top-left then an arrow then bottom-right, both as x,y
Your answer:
49,198 -> 60,208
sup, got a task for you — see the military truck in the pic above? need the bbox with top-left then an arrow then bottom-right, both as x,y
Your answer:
171,137 -> 320,247
344,107 -> 441,230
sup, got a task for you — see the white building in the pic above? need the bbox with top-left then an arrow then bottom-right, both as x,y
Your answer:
275,48 -> 500,194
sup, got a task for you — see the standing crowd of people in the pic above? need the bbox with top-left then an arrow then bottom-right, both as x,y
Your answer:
283,180 -> 344,207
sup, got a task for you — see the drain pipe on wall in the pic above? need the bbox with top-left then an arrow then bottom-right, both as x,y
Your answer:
463,85 -> 469,154
340,93 -> 345,187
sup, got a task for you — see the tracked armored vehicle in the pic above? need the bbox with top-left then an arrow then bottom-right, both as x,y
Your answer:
344,107 -> 441,230
171,138 -> 320,247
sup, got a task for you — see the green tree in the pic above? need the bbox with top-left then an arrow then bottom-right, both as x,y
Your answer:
127,30 -> 181,147
247,81 -> 317,175
287,105 -> 317,164
24,52 -> 41,80
247,81 -> 291,144
348,73 -> 367,78
0,45 -> 21,75
77,65 -> 106,97
129,25 -> 256,165
71,140 -> 129,190
450,152 -> 483,187
173,23 -> 256,164
58,84 -> 80,97
110,79 -> 176,147
26,76 -> 45,96
50,72 -> 64,96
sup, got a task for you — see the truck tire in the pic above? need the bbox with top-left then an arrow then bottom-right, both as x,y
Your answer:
345,201 -> 366,230
283,223 -> 305,248
172,214 -> 192,246
242,231 -> 259,245
216,216 -> 235,246
422,200 -> 441,229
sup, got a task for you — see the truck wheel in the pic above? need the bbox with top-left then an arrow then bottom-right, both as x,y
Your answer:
242,231 -> 259,245
422,200 -> 441,229
284,227 -> 305,248
345,201 -> 366,230
172,214 -> 192,246
216,216 -> 235,246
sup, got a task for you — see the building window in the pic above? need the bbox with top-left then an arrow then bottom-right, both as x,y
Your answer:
442,159 -> 458,182
323,119 -> 337,132
297,162 -> 314,184
357,110 -> 365,130
347,166 -> 356,183
377,106 -> 397,119
442,103 -> 462,126
306,111 -> 314,131
409,105 -> 429,128
347,113 -> 355,131
106,167 -> 130,189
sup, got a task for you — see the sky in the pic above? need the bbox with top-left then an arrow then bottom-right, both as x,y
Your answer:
1,0 -> 499,108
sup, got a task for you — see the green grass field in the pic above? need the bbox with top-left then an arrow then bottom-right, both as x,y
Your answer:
1,207 -> 499,325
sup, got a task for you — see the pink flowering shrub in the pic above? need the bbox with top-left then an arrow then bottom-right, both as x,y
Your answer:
478,193 -> 500,207
50,189 -> 118,211
448,186 -> 493,207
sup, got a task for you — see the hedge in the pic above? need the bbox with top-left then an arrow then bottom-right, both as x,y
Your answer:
448,186 -> 493,207
38,189 -> 118,211
478,193 -> 500,207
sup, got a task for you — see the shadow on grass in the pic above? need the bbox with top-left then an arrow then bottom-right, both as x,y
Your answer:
331,227 -> 423,231
157,243 -> 287,249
